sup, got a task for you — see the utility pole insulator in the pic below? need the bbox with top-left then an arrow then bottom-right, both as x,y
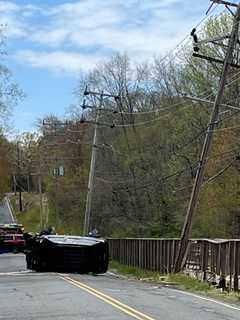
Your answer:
210,0 -> 238,8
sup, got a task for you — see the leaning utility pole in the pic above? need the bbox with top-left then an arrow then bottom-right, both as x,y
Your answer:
174,1 -> 240,273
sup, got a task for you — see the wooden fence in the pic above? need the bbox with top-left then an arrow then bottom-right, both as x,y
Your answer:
108,238 -> 240,291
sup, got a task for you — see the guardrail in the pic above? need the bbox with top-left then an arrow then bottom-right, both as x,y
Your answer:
108,238 -> 240,291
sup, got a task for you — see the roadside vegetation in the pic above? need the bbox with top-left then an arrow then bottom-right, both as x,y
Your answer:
10,193 -> 43,233
110,261 -> 240,304
9,192 -> 82,235
0,34 -> 23,201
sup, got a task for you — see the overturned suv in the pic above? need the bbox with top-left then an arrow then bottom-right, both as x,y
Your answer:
24,234 -> 109,274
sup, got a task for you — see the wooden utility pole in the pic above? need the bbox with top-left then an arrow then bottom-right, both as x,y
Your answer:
54,170 -> 59,229
17,142 -> 23,212
174,1 -> 240,273
83,89 -> 119,235
38,174 -> 43,229
83,94 -> 103,235
13,175 -> 17,196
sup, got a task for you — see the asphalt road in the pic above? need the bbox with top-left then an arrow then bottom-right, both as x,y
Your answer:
0,198 -> 15,224
0,254 -> 240,320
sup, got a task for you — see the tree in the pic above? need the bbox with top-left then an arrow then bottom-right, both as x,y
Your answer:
0,135 -> 12,199
0,29 -> 23,199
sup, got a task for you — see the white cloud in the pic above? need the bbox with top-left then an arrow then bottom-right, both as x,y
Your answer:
1,15 -> 27,38
0,1 -> 27,38
4,0 -> 216,74
14,49 -> 102,75
22,4 -> 43,17
31,1 -> 125,47
0,2 -> 44,38
31,28 -> 69,47
28,0 -> 196,57
0,1 -> 19,12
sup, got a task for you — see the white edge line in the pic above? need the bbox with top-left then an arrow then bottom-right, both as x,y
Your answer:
0,271 -> 32,276
170,288 -> 240,312
4,196 -> 15,223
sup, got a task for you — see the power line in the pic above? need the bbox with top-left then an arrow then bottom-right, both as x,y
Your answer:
82,68 -> 240,127
66,65 -> 240,132
156,2 -> 221,67
97,162 -> 199,189
94,143 -> 239,188
212,122 -> 240,131
203,156 -> 238,186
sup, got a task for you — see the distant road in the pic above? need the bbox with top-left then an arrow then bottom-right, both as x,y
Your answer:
0,254 -> 239,320
0,197 -> 15,224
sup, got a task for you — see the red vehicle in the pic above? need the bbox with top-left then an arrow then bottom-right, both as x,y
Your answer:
2,234 -> 25,253
0,224 -> 24,235
0,224 -> 25,253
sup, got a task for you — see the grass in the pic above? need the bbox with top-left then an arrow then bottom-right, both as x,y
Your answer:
16,206 -> 41,233
110,260 -> 161,281
9,193 -> 42,233
8,192 -> 81,235
110,261 -> 240,304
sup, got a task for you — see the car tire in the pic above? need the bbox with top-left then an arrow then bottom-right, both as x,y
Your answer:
12,247 -> 19,254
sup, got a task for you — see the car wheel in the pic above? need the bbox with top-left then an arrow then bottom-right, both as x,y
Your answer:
12,247 -> 19,254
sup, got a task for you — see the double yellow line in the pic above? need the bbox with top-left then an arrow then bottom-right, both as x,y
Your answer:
60,275 -> 156,320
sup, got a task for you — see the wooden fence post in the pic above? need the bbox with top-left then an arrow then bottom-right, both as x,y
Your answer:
201,241 -> 208,281
233,241 -> 239,292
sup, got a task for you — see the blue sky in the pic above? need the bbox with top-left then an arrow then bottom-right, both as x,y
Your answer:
0,0 -> 226,134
